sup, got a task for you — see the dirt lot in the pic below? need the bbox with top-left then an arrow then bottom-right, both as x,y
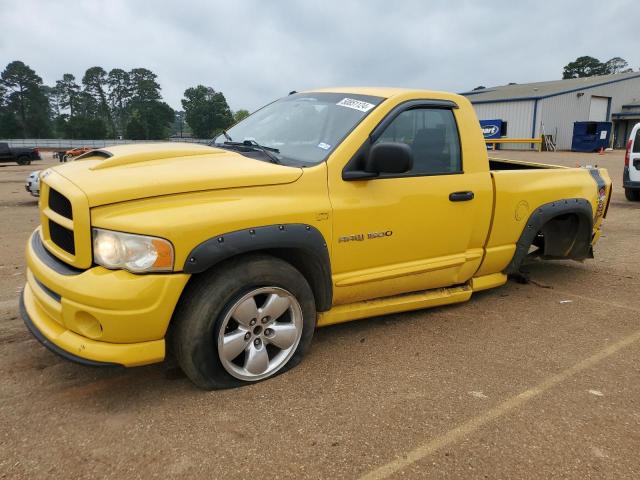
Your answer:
1,150 -> 638,479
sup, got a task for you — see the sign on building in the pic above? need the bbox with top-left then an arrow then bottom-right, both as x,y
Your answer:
479,119 -> 502,150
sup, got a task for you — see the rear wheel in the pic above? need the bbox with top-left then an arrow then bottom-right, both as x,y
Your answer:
625,188 -> 640,201
17,157 -> 31,166
172,254 -> 316,389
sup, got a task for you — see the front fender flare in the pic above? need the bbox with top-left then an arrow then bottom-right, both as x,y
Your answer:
183,224 -> 332,311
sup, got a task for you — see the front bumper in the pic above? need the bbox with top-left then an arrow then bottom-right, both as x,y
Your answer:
25,180 -> 39,197
21,289 -> 117,367
623,166 -> 640,190
22,229 -> 190,367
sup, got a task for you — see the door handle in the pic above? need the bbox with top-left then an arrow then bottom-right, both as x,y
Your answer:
449,191 -> 474,202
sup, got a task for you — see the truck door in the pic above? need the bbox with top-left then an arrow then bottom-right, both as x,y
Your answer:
328,104 -> 493,305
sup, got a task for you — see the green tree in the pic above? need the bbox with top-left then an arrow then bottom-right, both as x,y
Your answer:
182,85 -> 233,138
0,83 -> 21,137
83,66 -> 114,135
0,84 -> 6,107
125,110 -> 146,139
129,68 -> 161,102
1,61 -> 51,137
43,84 -> 61,118
107,68 -> 131,136
562,56 -> 606,79
171,110 -> 191,137
63,115 -> 107,139
143,101 -> 175,139
233,109 -> 250,123
55,73 -> 81,116
603,57 -> 633,74
124,68 -> 173,139
562,56 -> 634,79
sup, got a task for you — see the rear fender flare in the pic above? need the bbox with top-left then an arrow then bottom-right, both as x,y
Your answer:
505,198 -> 593,274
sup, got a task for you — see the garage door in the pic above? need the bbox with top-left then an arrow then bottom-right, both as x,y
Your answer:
589,96 -> 609,121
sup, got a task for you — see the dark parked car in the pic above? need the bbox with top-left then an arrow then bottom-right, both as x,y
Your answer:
0,142 -> 42,165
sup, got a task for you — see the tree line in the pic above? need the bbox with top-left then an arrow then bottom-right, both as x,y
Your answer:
471,56 -> 635,91
562,56 -> 634,79
0,60 -> 249,140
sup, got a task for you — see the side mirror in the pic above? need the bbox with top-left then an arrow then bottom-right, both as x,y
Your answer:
342,141 -> 414,180
366,142 -> 413,174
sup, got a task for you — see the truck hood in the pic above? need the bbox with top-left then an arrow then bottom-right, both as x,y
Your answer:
51,143 -> 303,207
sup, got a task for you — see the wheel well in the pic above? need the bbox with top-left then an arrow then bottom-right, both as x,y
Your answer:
182,224 -> 333,311
533,212 -> 592,259
185,248 -> 332,312
505,199 -> 593,274
264,248 -> 331,311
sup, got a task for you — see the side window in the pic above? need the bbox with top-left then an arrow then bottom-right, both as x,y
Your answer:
373,108 -> 461,175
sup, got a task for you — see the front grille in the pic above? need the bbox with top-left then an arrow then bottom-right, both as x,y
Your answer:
49,188 -> 73,219
49,220 -> 75,254
40,173 -> 91,268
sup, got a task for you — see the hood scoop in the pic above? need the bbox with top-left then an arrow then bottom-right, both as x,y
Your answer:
86,142 -> 219,170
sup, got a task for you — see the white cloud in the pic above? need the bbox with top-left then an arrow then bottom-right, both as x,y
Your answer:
1,0 -> 637,111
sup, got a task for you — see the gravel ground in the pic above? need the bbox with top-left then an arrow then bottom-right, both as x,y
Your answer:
0,149 -> 638,479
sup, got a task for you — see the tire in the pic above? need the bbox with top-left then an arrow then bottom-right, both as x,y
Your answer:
172,254 -> 316,390
17,157 -> 31,166
625,188 -> 640,201
62,155 -> 69,162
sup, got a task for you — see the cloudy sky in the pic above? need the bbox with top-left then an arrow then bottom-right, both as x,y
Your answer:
1,0 -> 637,112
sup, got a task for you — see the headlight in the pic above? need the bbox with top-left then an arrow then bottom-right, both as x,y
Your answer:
92,228 -> 174,273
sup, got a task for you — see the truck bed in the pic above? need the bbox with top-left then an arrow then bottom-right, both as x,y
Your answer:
473,160 -> 611,278
489,157 -> 564,171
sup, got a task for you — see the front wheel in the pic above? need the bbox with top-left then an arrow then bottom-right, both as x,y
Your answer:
17,157 -> 31,166
625,188 -> 640,201
172,254 -> 316,389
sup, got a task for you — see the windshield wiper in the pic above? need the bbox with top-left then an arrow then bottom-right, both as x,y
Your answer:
207,130 -> 232,146
224,140 -> 281,164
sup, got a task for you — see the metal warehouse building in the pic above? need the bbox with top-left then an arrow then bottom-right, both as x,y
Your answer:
462,72 -> 640,150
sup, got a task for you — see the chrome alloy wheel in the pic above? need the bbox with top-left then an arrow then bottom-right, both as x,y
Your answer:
217,287 -> 303,381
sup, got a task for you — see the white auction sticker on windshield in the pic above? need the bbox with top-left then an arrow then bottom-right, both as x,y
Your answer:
336,98 -> 375,112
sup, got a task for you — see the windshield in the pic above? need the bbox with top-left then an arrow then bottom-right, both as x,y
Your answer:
213,92 -> 384,166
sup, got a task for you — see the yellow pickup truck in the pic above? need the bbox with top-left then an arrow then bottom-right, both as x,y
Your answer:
21,88 -> 612,389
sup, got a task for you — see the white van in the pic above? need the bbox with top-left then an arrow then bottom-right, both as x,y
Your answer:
624,122 -> 640,201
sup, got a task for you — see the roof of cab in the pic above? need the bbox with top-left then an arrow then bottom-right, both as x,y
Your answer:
305,86 -> 458,100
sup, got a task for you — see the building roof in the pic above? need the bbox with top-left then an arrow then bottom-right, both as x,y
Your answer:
462,71 -> 640,103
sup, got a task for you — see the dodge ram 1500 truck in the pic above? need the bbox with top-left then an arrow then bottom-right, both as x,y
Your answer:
21,88 -> 612,389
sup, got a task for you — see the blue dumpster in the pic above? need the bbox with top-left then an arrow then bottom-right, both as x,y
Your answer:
571,121 -> 612,152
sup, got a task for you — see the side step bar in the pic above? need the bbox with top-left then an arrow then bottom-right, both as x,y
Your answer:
316,273 -> 507,327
